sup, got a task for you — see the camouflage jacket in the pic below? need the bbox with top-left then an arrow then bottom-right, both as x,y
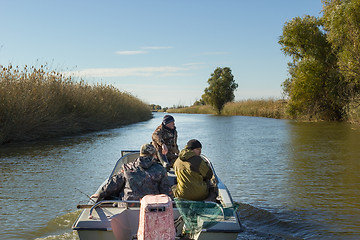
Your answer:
97,156 -> 171,201
152,124 -> 179,161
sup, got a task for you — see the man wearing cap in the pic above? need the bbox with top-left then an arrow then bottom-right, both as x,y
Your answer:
152,114 -> 179,170
91,143 -> 171,202
172,139 -> 214,201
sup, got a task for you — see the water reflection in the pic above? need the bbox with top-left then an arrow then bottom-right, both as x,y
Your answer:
286,122 -> 360,236
0,130 -> 120,158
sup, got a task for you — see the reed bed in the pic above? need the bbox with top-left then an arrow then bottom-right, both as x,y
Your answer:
222,99 -> 288,118
224,99 -> 360,122
0,65 -> 152,144
167,105 -> 216,114
168,99 -> 288,118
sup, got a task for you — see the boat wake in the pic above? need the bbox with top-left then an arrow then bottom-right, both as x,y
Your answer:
31,211 -> 81,240
236,202 -> 326,240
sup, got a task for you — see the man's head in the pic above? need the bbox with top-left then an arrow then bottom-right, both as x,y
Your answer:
162,115 -> 175,129
140,143 -> 156,157
186,139 -> 202,156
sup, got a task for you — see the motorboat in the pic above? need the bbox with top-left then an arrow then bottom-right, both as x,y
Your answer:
72,150 -> 243,240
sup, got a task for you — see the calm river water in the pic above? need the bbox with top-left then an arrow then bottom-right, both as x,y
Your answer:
1,112 -> 359,239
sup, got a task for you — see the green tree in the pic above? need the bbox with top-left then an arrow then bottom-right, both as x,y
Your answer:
322,0 -> 360,95
150,104 -> 162,111
193,98 -> 205,106
202,67 -> 238,114
279,15 -> 348,120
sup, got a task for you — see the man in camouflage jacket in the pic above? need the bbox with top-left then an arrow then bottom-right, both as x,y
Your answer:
92,144 -> 171,202
152,115 -> 179,169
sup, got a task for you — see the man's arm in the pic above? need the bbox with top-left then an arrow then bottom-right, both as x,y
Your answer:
152,125 -> 164,147
95,173 -> 125,202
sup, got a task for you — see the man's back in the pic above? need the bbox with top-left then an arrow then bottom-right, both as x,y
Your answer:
173,148 -> 213,201
95,155 -> 170,202
122,156 -> 170,200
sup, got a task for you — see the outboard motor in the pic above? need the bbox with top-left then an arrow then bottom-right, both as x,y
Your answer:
137,194 -> 175,240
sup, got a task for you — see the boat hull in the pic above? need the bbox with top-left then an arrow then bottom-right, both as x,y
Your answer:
76,230 -> 240,240
77,231 -> 116,240
73,151 -> 242,240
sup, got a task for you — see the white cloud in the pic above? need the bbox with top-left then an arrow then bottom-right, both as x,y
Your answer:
183,62 -> 206,66
115,46 -> 173,55
65,66 -> 189,77
142,46 -> 173,50
200,51 -> 230,56
115,50 -> 148,55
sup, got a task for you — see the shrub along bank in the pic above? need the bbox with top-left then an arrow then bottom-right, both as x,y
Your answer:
0,65 -> 152,145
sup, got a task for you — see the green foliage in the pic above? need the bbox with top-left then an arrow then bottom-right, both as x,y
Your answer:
0,65 -> 152,144
279,16 -> 329,61
150,104 -> 168,112
322,0 -> 360,84
150,104 -> 162,111
285,58 -> 347,119
278,0 -> 360,121
193,98 -> 205,106
279,14 -> 349,120
202,67 -> 238,114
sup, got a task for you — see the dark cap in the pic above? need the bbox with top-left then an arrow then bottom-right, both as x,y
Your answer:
186,139 -> 202,150
162,115 -> 174,125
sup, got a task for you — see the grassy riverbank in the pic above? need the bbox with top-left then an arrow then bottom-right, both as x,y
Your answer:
0,65 -> 152,145
168,99 -> 289,119
168,98 -> 360,124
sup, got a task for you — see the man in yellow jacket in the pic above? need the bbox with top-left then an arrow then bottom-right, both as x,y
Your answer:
172,139 -> 213,201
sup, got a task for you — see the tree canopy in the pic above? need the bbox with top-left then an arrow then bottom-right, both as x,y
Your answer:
202,67 -> 238,114
278,0 -> 360,120
322,0 -> 360,85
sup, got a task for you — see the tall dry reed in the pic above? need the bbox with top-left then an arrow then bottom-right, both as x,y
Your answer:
222,99 -> 288,118
168,99 -> 288,118
0,65 -> 152,144
167,105 -> 216,114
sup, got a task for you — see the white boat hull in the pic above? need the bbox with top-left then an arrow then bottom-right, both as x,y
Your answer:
73,151 -> 242,240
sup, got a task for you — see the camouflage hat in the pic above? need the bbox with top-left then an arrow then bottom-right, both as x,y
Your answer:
140,143 -> 156,156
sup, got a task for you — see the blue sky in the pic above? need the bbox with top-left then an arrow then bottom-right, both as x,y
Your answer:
1,0 -> 323,108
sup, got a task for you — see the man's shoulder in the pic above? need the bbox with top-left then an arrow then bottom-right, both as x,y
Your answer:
150,161 -> 167,172
153,124 -> 163,133
187,155 -> 207,170
189,155 -> 203,162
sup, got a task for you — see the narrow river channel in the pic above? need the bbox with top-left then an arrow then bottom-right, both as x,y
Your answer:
1,112 -> 359,239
